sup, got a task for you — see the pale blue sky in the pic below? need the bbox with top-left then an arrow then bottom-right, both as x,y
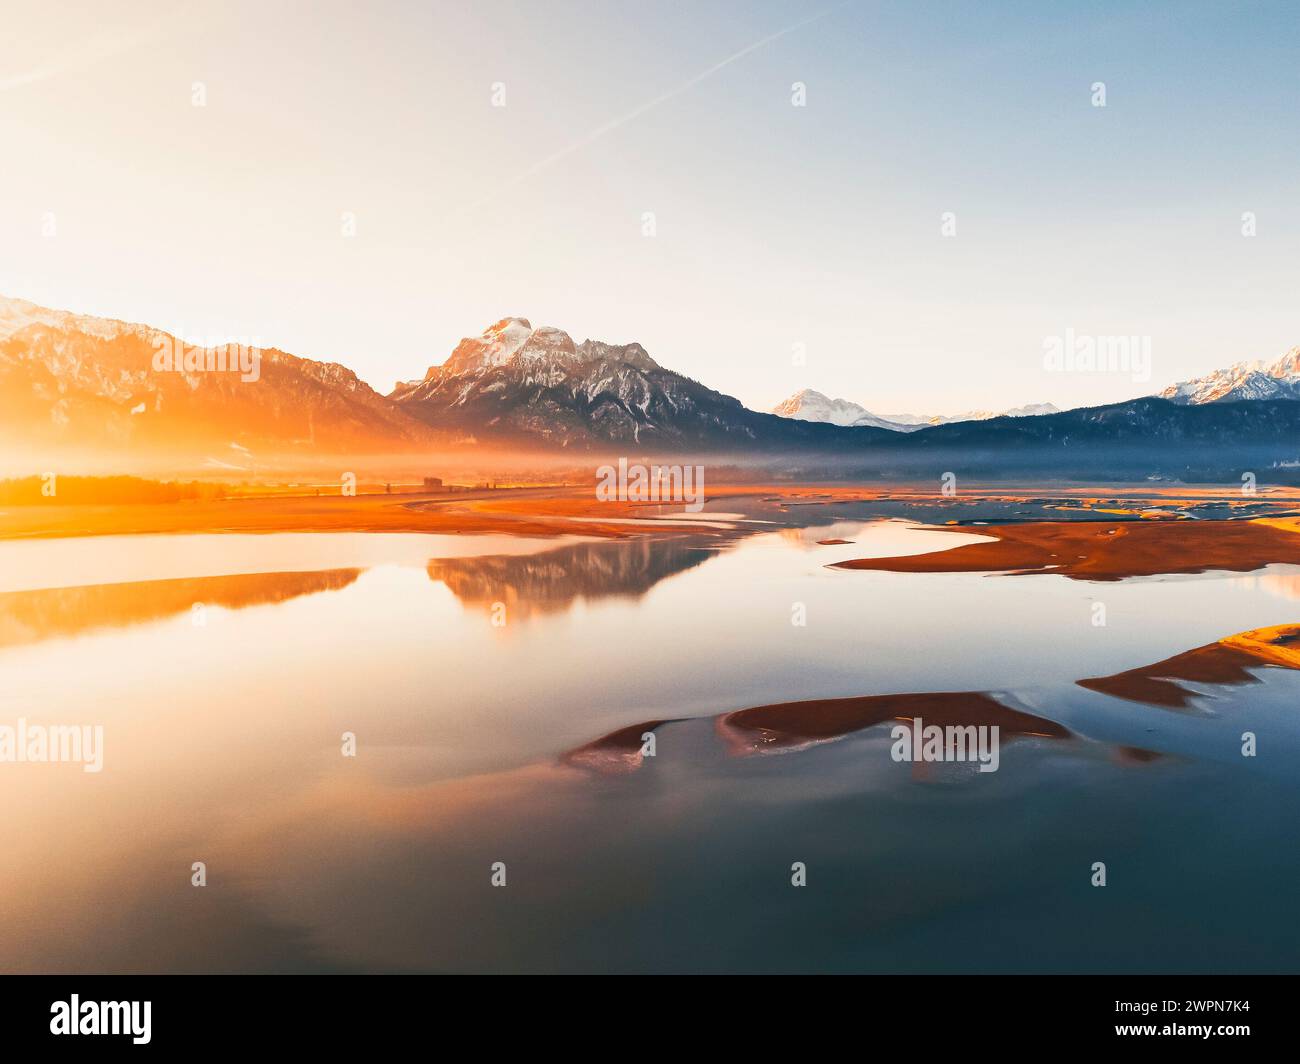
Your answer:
1,0 -> 1296,413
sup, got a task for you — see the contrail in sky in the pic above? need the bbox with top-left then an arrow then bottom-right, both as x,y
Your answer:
0,2 -> 209,93
452,1 -> 850,218
0,31 -> 148,92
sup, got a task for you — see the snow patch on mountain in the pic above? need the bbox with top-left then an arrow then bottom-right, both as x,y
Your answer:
392,318 -> 767,446
0,295 -> 153,343
771,389 -> 905,429
0,293 -> 439,451
1159,348 -> 1300,405
771,388 -> 1059,430
916,402 -> 1061,424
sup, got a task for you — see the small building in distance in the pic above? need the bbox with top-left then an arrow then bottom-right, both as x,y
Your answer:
423,477 -> 444,492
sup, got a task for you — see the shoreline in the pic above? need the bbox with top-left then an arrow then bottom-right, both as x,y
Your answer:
7,481 -> 1300,543
560,621 -> 1300,773
832,515 -> 1300,581
0,485 -> 707,542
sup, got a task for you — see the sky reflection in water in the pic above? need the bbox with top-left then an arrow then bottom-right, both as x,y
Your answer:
1,512 -> 1298,972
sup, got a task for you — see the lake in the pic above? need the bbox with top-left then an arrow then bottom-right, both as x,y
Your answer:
2,498 -> 1299,972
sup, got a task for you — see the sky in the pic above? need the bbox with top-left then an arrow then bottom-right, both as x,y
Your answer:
1,0 -> 1297,415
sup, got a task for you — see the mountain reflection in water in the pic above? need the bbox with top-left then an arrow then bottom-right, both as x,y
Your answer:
3,516 -> 1300,973
0,569 -> 362,649
426,536 -> 719,617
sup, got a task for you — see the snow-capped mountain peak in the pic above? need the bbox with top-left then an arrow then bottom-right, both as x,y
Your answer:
442,317 -> 537,373
517,324 -> 578,363
428,319 -> 664,382
1159,348 -> 1300,405
391,317 -> 742,445
772,389 -> 875,427
1004,402 -> 1059,418
771,388 -> 1060,431
0,293 -> 441,457
400,318 -> 667,395
0,294 -> 153,343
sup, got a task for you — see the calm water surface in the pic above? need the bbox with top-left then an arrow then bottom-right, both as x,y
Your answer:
2,503 -> 1299,972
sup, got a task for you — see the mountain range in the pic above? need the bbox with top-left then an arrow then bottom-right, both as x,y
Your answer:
770,388 -> 1060,431
387,316 -> 800,449
0,296 -> 441,463
4,294 -> 1300,481
1157,349 -> 1300,405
